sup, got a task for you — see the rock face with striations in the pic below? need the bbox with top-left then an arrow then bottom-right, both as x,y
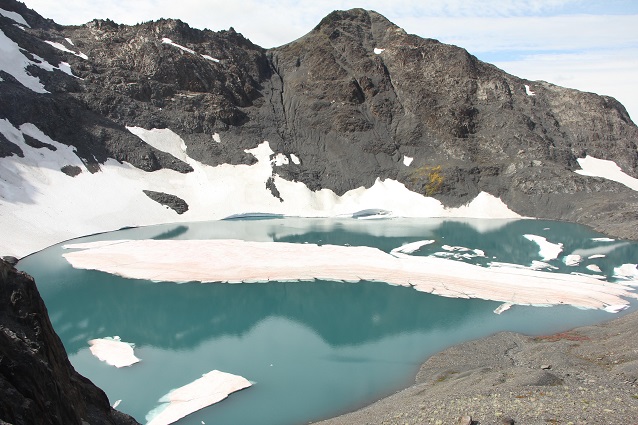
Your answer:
0,259 -> 140,424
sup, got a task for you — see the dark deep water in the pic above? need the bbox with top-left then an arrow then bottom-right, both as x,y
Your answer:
18,217 -> 638,425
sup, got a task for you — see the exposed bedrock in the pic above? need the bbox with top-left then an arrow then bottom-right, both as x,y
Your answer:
0,259 -> 140,425
142,190 -> 189,214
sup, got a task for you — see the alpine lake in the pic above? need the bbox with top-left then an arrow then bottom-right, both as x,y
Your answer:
17,217 -> 638,425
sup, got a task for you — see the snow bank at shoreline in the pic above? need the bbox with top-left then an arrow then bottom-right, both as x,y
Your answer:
0,124 -> 520,258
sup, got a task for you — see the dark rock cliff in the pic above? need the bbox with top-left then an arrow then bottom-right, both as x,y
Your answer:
1,1 -> 637,237
0,259 -> 140,424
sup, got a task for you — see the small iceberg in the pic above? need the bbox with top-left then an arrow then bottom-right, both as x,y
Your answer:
88,336 -> 140,368
524,234 -> 563,261
146,370 -> 252,425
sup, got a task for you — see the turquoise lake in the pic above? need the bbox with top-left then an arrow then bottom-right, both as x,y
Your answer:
18,217 -> 638,425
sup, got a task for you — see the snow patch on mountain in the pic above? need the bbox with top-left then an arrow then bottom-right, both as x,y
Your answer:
524,84 -> 535,96
0,7 -> 30,27
162,37 -> 219,63
44,40 -> 88,60
0,29 -> 48,92
576,156 -> 638,191
0,126 -> 520,258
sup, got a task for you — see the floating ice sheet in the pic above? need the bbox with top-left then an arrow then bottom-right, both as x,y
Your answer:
88,336 -> 140,368
63,239 -> 637,312
390,240 -> 435,256
564,254 -> 581,266
146,370 -> 252,425
524,234 -> 563,261
615,264 -> 638,281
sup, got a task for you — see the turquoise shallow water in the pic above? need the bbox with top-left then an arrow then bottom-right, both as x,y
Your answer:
18,217 -> 638,425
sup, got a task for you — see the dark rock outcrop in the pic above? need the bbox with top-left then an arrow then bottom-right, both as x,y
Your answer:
143,189 -> 189,214
0,259 -> 140,425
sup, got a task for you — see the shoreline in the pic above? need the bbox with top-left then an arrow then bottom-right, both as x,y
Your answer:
312,308 -> 638,424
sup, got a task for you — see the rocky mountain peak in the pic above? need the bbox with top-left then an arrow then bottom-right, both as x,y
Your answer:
0,0 -> 637,243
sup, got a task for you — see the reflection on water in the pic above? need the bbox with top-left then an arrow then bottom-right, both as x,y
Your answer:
18,218 -> 638,425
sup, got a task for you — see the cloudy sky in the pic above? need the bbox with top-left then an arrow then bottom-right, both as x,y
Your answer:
21,0 -> 638,120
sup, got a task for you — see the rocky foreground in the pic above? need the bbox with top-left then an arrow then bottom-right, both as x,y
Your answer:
0,259 -> 139,425
314,309 -> 638,425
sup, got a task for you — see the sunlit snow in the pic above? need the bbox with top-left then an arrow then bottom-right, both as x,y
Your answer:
524,234 -> 563,261
586,264 -> 602,273
88,336 -> 140,368
615,264 -> 638,281
146,370 -> 251,425
162,37 -> 219,63
390,239 -> 435,256
45,40 -> 88,59
162,37 -> 196,54
272,153 -> 288,166
373,48 -> 385,54
564,254 -> 581,266
575,156 -> 638,191
201,54 -> 220,62
524,84 -> 535,96
0,125 -> 520,258
0,29 -> 48,92
63,239 -> 637,312
403,155 -> 413,166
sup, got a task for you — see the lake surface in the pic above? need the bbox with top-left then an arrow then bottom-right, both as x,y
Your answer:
18,217 -> 638,425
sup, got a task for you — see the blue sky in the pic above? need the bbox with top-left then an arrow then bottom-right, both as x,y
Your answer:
21,0 -> 638,120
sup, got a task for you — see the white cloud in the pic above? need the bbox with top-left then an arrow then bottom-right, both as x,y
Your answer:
494,49 -> 638,120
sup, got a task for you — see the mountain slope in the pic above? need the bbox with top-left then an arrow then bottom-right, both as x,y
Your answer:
0,1 -> 638,258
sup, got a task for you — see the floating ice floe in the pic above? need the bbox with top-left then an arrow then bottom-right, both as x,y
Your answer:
592,237 -> 616,242
524,234 -> 563,261
589,254 -> 606,259
564,254 -> 581,266
494,302 -> 513,314
586,264 -> 602,273
490,261 -> 558,271
146,370 -> 252,425
614,264 -> 638,281
390,239 -> 435,256
88,336 -> 140,368
63,239 -> 638,312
